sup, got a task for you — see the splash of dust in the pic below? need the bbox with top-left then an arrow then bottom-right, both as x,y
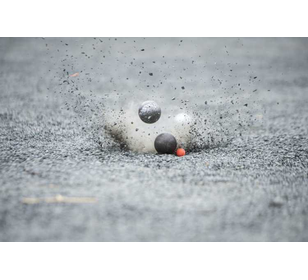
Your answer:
54,75 -> 264,154
44,38 -> 266,154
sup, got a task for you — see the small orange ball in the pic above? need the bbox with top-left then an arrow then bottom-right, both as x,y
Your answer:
176,148 -> 186,157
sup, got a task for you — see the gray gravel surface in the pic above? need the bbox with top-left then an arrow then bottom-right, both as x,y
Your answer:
0,38 -> 307,241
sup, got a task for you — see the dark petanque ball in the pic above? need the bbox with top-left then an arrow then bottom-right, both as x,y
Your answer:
154,133 -> 177,154
138,100 -> 161,124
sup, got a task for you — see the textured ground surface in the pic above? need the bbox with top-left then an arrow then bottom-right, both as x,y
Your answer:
0,38 -> 307,241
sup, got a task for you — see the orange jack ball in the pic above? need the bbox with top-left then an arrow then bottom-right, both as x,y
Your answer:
176,148 -> 186,157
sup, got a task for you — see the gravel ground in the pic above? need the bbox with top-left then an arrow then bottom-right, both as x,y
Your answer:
0,38 -> 307,241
